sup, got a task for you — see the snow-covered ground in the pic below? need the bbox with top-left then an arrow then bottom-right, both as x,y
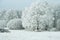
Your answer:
0,30 -> 60,40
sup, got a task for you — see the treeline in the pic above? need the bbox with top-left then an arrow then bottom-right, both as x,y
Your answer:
0,2 -> 60,32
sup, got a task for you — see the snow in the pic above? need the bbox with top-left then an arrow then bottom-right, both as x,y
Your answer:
0,30 -> 60,40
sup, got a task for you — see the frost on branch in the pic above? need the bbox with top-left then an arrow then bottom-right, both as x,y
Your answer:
7,18 -> 24,30
22,2 -> 55,31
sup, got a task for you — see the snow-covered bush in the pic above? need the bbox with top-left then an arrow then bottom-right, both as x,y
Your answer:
0,9 -> 22,29
0,20 -> 7,29
7,18 -> 24,30
22,2 -> 55,31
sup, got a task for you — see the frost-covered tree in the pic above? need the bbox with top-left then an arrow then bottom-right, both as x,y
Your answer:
3,9 -> 19,22
0,10 -> 7,20
56,19 -> 60,31
16,10 -> 22,18
22,2 -> 55,31
7,18 -> 24,30
52,5 -> 60,29
0,9 -> 22,29
0,9 -> 22,20
56,7 -> 60,30
52,5 -> 60,28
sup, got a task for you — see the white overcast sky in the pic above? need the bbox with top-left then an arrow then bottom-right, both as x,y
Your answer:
0,0 -> 60,10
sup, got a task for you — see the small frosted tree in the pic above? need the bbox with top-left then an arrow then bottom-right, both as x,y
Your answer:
22,2 -> 55,31
7,18 -> 24,30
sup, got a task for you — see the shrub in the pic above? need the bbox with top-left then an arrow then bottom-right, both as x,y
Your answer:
7,18 -> 24,30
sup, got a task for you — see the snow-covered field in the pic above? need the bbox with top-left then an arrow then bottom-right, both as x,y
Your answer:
0,30 -> 60,40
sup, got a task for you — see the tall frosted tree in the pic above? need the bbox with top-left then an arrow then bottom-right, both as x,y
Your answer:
22,2 -> 55,31
55,5 -> 60,30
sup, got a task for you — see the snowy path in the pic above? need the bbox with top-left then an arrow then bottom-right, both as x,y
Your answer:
0,30 -> 60,40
